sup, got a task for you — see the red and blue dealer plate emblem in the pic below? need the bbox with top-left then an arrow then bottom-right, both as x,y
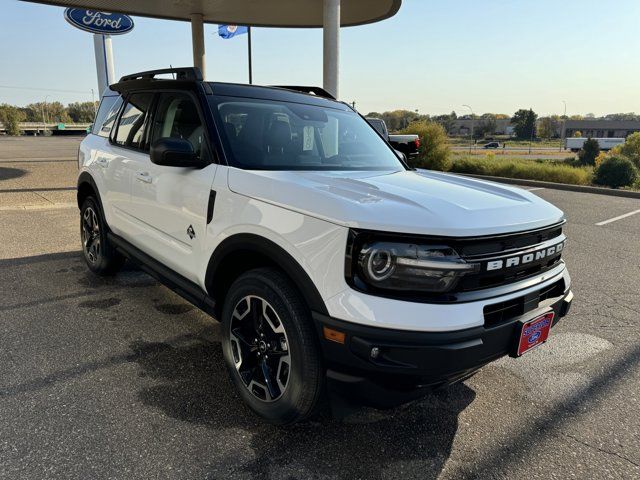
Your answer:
516,311 -> 554,356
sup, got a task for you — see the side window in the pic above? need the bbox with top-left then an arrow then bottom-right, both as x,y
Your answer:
151,92 -> 207,160
114,93 -> 154,150
95,96 -> 123,138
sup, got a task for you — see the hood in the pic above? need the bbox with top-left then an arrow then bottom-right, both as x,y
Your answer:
227,168 -> 565,237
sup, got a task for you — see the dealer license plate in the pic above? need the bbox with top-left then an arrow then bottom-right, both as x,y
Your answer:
516,311 -> 554,356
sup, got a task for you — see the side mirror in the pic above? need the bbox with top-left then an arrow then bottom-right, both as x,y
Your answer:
150,138 -> 204,168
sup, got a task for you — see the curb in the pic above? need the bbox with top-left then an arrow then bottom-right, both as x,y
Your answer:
458,174 -> 640,199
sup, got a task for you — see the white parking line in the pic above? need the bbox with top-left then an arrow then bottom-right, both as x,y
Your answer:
595,208 -> 640,226
0,203 -> 77,212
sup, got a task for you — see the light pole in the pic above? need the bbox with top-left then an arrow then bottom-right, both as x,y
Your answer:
462,104 -> 474,153
91,89 -> 97,117
41,95 -> 50,136
40,104 -> 46,136
528,107 -> 535,154
560,100 -> 567,152
44,95 -> 51,124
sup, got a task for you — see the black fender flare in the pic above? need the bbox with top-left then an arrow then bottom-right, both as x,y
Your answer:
77,172 -> 105,217
205,233 -> 329,316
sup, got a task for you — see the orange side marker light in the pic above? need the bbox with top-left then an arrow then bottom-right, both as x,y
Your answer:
323,326 -> 346,344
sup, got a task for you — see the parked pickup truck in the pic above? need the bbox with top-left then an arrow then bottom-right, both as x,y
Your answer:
366,117 -> 420,158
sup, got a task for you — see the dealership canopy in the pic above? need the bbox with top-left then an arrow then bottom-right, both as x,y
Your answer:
23,0 -> 402,97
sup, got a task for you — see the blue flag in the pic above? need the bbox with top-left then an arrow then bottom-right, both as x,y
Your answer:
218,25 -> 248,39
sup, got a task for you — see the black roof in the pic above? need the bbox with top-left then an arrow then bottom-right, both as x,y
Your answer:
109,67 -> 350,111
209,83 -> 350,111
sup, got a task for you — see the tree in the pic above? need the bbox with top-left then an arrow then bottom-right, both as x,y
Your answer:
604,112 -> 640,122
400,121 -> 451,171
432,111 -> 457,134
24,101 -> 71,123
578,138 -> 600,166
573,130 -> 582,137
610,132 -> 640,169
67,101 -> 98,123
594,155 -> 638,188
475,114 -> 497,139
511,109 -> 537,139
0,104 -> 24,136
538,116 -> 560,139
380,110 -> 426,132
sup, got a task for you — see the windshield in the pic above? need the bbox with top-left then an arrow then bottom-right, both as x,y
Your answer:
210,96 -> 405,171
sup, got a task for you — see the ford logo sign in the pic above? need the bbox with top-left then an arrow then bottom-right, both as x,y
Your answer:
528,331 -> 542,344
64,9 -> 134,35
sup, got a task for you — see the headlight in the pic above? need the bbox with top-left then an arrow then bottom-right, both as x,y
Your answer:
355,241 -> 479,293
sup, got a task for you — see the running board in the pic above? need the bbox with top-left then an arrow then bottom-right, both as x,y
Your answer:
107,232 -> 217,318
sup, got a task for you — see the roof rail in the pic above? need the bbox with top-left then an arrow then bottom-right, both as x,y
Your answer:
271,85 -> 335,100
119,67 -> 203,82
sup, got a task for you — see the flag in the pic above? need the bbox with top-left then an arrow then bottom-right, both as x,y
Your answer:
218,25 -> 248,39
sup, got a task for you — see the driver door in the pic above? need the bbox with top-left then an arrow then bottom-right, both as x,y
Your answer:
127,91 -> 218,281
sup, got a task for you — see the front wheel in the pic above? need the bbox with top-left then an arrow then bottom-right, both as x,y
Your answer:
221,268 -> 324,425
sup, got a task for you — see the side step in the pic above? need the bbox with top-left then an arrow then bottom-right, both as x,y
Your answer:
108,232 -> 217,318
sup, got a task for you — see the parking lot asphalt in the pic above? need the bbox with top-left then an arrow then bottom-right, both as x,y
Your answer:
1,137 -> 639,479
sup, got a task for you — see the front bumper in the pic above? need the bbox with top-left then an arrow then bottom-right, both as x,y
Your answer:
313,287 -> 573,408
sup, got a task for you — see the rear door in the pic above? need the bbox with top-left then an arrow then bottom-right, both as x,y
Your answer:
126,90 -> 218,281
105,91 -> 155,238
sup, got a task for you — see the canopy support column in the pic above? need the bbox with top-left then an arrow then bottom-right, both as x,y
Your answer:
191,13 -> 206,79
323,0 -> 340,98
93,34 -> 115,96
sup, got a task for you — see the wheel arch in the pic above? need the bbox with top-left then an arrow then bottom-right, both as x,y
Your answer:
205,233 -> 328,318
77,172 -> 104,215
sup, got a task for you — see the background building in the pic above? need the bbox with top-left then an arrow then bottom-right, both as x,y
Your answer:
451,118 -> 513,136
564,120 -> 640,138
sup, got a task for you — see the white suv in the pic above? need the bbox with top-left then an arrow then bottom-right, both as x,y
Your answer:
78,68 -> 573,424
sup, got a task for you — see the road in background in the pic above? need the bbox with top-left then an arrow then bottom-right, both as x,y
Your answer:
451,145 -> 574,160
0,136 -> 79,209
1,137 -> 639,479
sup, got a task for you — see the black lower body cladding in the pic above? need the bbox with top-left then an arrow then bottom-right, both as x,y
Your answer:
313,289 -> 572,408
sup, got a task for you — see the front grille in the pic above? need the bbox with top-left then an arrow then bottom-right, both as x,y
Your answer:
483,279 -> 566,327
453,224 -> 563,257
455,223 -> 565,293
458,255 -> 563,292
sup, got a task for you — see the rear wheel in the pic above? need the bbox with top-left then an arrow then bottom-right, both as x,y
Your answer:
221,268 -> 324,425
80,196 -> 124,275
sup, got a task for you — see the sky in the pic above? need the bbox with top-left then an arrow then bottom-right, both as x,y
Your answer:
1,0 -> 639,116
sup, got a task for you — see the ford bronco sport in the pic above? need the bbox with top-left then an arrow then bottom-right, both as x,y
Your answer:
77,68 -> 573,424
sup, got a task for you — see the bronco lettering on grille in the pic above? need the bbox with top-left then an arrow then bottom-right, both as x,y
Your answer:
485,241 -> 564,272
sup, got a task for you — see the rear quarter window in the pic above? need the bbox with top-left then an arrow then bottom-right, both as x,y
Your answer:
94,96 -> 123,138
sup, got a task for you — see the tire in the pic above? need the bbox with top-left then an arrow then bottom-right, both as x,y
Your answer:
221,267 -> 324,425
80,196 -> 125,276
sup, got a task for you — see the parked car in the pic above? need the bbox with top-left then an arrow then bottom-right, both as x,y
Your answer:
565,137 -> 624,152
365,117 -> 420,158
483,141 -> 500,149
78,68 -> 573,424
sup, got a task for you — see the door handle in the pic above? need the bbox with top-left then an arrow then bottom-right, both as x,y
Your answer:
135,172 -> 153,184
